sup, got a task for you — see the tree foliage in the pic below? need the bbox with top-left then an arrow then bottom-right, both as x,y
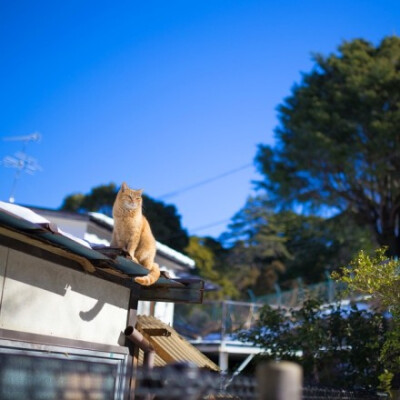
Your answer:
60,183 -> 189,252
185,236 -> 239,299
142,195 -> 189,252
256,36 -> 400,256
333,247 -> 400,390
60,183 -> 117,215
220,196 -> 375,298
238,298 -> 386,389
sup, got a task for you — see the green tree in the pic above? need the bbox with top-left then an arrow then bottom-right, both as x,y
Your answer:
221,197 -> 289,297
256,36 -> 400,256
60,183 -> 189,252
185,236 -> 218,281
60,193 -> 85,213
142,195 -> 189,253
61,183 -> 117,215
333,247 -> 400,390
185,236 -> 239,299
282,209 -> 376,283
221,196 -> 375,298
238,298 -> 386,389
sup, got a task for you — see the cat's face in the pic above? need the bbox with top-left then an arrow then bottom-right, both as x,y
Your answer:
118,183 -> 143,211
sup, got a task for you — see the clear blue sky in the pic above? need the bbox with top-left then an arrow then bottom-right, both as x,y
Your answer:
1,0 -> 399,238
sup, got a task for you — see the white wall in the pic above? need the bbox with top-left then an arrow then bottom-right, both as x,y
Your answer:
154,301 -> 174,326
0,246 -> 130,346
0,245 -> 7,306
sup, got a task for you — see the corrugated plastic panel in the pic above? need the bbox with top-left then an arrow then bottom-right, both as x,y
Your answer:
137,349 -> 166,367
136,315 -> 219,372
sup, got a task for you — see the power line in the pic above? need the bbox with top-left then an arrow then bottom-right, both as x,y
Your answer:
157,163 -> 253,200
190,218 -> 232,234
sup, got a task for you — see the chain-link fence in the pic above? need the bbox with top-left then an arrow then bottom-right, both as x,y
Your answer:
174,281 -> 366,345
174,300 -> 264,343
255,280 -> 348,308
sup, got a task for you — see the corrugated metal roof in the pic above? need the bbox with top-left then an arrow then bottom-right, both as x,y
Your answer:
136,315 -> 220,372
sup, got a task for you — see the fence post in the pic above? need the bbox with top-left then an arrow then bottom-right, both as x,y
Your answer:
256,361 -> 302,400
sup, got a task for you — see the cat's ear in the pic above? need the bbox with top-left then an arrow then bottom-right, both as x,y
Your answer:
121,182 -> 129,192
137,189 -> 144,196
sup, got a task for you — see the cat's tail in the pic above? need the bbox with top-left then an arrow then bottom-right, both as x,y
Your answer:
134,263 -> 160,286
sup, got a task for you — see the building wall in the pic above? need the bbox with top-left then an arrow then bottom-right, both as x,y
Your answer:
136,301 -> 174,326
0,245 -> 130,346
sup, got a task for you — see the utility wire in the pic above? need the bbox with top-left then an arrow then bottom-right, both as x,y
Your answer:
190,218 -> 232,234
157,163 -> 253,200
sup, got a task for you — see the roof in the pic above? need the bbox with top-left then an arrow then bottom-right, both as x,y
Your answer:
88,212 -> 195,269
136,315 -> 220,371
0,201 -> 204,304
26,206 -> 195,269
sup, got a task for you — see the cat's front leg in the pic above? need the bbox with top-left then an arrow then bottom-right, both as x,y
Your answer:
129,255 -> 139,263
126,237 -> 140,262
110,231 -> 119,247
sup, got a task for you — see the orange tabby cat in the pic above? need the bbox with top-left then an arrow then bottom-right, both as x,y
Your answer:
111,182 -> 160,286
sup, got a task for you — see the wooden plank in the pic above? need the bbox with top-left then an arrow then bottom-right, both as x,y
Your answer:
0,227 -> 96,273
142,329 -> 171,337
127,290 -> 139,400
139,287 -> 203,304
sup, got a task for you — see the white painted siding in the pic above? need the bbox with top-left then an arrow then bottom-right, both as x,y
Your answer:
0,246 -> 8,305
0,248 -> 130,346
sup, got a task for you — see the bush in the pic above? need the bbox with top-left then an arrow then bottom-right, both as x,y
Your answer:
333,247 -> 400,391
237,298 -> 386,389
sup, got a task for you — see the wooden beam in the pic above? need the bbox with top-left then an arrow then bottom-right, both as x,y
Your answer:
138,286 -> 203,304
142,329 -> 171,337
0,227 -> 96,273
126,289 -> 140,400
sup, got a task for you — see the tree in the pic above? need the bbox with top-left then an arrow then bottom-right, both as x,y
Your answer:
256,36 -> 400,256
282,209 -> 376,283
238,298 -> 386,389
60,183 -> 189,252
185,236 -> 219,281
142,195 -> 189,253
333,247 -> 400,390
221,196 -> 375,298
221,197 -> 289,297
184,236 -> 238,299
61,183 -> 117,215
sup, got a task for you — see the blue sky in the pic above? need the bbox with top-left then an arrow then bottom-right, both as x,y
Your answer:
1,1 -> 399,238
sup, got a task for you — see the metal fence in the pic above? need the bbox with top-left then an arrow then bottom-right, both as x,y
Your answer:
255,280 -> 348,308
174,300 -> 265,343
174,280 -> 365,345
133,365 -> 386,400
134,366 -> 257,400
301,387 -> 387,400
0,355 -> 387,400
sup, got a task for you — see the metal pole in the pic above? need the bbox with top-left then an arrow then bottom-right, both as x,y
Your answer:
219,300 -> 229,373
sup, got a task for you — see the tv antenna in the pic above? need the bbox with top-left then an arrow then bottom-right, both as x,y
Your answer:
1,132 -> 42,203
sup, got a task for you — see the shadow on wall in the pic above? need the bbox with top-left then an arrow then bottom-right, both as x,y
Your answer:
1,247 -> 129,316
